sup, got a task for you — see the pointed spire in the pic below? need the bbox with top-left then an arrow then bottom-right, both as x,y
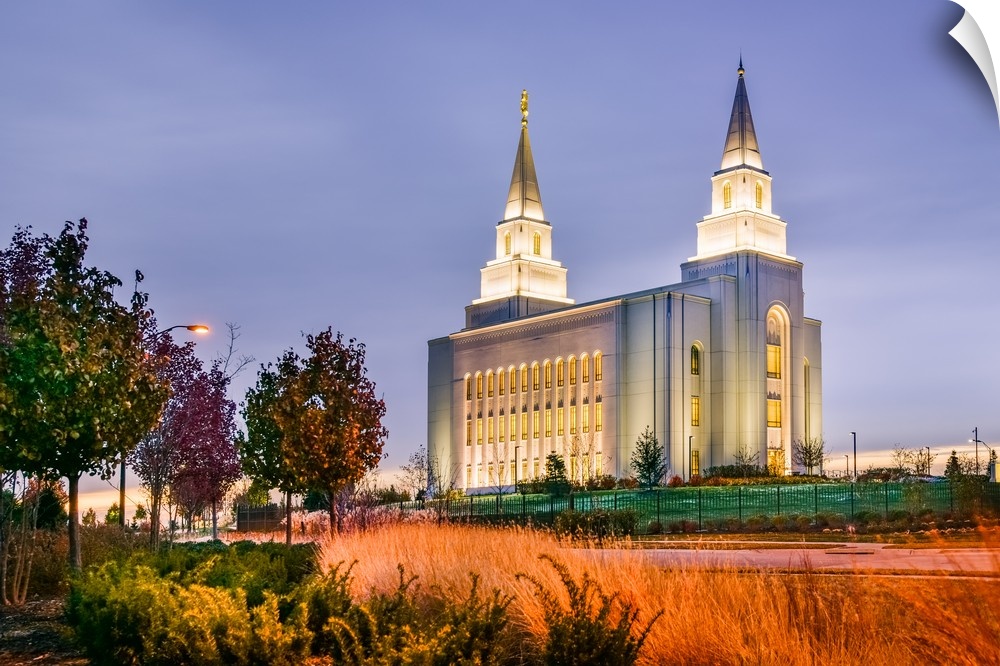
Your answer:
503,89 -> 546,222
720,60 -> 763,171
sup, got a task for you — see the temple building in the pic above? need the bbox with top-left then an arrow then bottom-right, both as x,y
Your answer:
428,64 -> 823,491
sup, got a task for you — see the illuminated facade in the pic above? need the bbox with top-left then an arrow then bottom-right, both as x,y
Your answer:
428,66 -> 823,492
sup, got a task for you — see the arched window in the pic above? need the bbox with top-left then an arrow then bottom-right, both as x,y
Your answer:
723,181 -> 732,209
532,232 -> 541,255
532,363 -> 540,391
568,356 -> 577,385
476,372 -> 483,399
594,353 -> 603,381
504,232 -> 511,256
581,355 -> 590,383
557,359 -> 564,386
509,367 -> 516,394
521,365 -> 528,393
691,346 -> 700,375
755,181 -> 763,209
544,361 -> 552,389
499,368 -> 506,396
466,375 -> 472,401
486,370 -> 494,398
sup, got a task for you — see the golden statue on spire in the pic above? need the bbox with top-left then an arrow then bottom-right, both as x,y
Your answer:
521,89 -> 529,127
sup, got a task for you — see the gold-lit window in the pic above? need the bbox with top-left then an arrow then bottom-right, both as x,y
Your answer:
466,419 -> 472,446
723,181 -> 732,209
466,466 -> 472,487
476,374 -> 483,399
532,364 -> 539,391
533,410 -> 540,438
755,181 -> 763,209
521,412 -> 528,440
488,463 -> 494,482
557,359 -> 564,386
767,399 -> 781,428
504,232 -> 511,256
522,459 -> 528,479
691,450 -> 700,476
478,464 -> 483,486
582,405 -> 590,433
521,367 -> 528,393
545,409 -> 552,437
510,414 -> 516,441
691,346 -> 700,375
582,356 -> 589,383
570,405 -> 577,434
691,396 -> 701,427
767,344 -> 781,379
595,403 -> 602,432
544,362 -> 551,389
488,418 -> 494,444
569,358 -> 577,385
509,368 -> 516,393
534,459 -> 540,478
476,418 -> 483,445
487,371 -> 494,398
466,377 -> 472,401
557,407 -> 564,436
594,353 -> 602,381
533,232 -> 541,255
499,370 -> 506,395
499,416 -> 505,442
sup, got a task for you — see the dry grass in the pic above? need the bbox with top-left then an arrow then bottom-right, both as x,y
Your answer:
317,523 -> 1000,665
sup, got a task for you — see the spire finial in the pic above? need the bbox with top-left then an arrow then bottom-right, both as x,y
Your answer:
738,55 -> 744,77
520,89 -> 529,127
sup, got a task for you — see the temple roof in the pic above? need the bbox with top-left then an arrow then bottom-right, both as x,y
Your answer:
503,90 -> 546,223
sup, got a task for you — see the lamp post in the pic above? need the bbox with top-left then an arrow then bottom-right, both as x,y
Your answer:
924,446 -> 931,476
844,454 -> 849,479
119,323 -> 210,527
687,435 -> 694,481
514,445 -> 520,493
972,427 -> 980,475
850,432 -> 857,482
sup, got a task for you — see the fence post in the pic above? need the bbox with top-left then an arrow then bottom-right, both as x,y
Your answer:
469,496 -> 473,520
656,490 -> 661,525
698,488 -> 703,530
776,485 -> 781,516
738,486 -> 742,523
522,494 -> 526,519
614,491 -> 618,511
850,484 -> 855,519
884,484 -> 890,519
814,484 -> 818,517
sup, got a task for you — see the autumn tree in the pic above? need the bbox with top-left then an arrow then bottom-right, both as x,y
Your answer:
0,220 -> 166,569
791,436 -> 827,475
631,426 -> 666,489
399,446 -> 429,501
276,329 -> 388,534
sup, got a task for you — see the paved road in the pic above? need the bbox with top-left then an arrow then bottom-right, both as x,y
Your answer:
601,543 -> 1000,573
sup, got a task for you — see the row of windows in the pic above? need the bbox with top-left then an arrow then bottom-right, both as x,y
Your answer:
466,454 -> 605,487
466,354 -> 603,401
503,231 -> 542,256
466,403 -> 603,445
721,181 -> 764,210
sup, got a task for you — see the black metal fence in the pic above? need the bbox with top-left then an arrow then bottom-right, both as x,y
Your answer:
236,503 -> 285,532
394,482 -> 1000,532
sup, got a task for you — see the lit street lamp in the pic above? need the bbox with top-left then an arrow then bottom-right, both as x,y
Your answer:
119,323 -> 210,527
971,427 -> 982,475
844,454 -> 849,479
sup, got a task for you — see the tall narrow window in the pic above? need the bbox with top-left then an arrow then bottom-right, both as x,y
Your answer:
595,403 -> 603,432
691,346 -> 700,375
533,410 -> 540,438
691,450 -> 701,477
691,396 -> 701,427
466,466 -> 472,487
594,353 -> 602,381
521,412 -> 528,440
545,408 -> 552,437
723,181 -> 732,209
544,361 -> 552,389
504,232 -> 511,255
570,405 -> 577,434
476,418 -> 483,445
487,371 -> 494,398
499,370 -> 506,395
509,414 -> 517,442
466,419 -> 472,446
499,415 -> 505,442
767,344 -> 781,379
521,366 -> 528,393
557,407 -> 564,436
532,364 -> 539,391
532,232 -> 541,255
755,181 -> 763,209
569,357 -> 577,385
488,418 -> 494,444
466,376 -> 472,401
582,356 -> 589,383
767,399 -> 782,427
476,373 -> 483,399
582,405 -> 590,433
557,359 -> 564,386
509,368 -> 516,394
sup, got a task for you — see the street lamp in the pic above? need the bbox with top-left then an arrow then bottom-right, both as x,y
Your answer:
971,427 -> 981,475
119,323 -> 210,527
687,435 -> 694,481
844,454 -> 849,479
850,432 -> 857,482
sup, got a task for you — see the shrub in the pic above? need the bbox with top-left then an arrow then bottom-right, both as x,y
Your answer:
645,520 -> 663,535
667,476 -> 683,488
554,510 -> 640,539
518,555 -> 661,666
745,514 -> 770,531
853,510 -> 882,525
687,474 -> 703,487
814,512 -> 846,529
616,476 -> 639,490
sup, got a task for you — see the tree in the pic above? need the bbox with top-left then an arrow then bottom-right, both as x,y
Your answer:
399,446 -> 429,501
889,444 -> 916,479
630,426 -> 666,489
81,507 -> 97,527
733,444 -> 761,478
544,453 -> 570,496
105,502 -> 121,527
0,220 -> 167,569
276,329 -> 388,534
791,437 -> 827,475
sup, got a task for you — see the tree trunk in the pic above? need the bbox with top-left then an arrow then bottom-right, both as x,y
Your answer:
211,497 -> 218,541
119,459 -> 126,529
150,495 -> 161,550
285,490 -> 292,546
68,474 -> 82,571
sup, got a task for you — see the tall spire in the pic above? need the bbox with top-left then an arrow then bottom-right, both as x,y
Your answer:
719,60 -> 764,172
503,89 -> 546,222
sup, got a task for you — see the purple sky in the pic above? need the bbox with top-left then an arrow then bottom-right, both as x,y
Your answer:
2,2 -> 998,505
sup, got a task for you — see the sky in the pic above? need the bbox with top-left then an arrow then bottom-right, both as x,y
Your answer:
1,1 -> 998,515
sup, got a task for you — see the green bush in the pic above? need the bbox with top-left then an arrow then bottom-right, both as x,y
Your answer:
518,555 -> 660,666
553,510 -> 639,539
